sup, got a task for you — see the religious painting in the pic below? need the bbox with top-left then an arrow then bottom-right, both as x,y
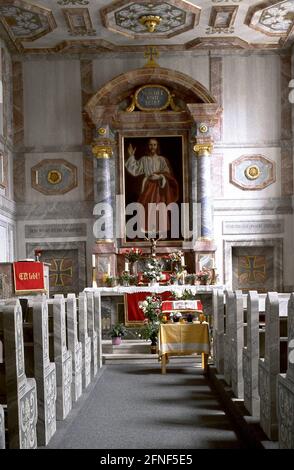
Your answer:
122,135 -> 186,244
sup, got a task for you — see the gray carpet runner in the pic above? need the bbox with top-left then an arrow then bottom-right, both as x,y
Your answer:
47,360 -> 245,449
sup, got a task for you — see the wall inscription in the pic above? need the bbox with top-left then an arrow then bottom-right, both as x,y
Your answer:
223,220 -> 284,235
25,223 -> 87,238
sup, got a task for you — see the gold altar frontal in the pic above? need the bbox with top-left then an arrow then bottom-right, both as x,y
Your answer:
158,322 -> 210,374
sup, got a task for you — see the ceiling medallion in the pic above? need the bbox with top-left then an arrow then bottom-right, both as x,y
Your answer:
139,15 -> 162,33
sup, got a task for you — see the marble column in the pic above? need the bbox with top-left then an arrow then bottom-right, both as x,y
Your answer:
195,144 -> 213,240
92,126 -> 115,242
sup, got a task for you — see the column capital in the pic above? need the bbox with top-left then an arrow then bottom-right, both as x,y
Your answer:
193,143 -> 213,157
92,142 -> 113,159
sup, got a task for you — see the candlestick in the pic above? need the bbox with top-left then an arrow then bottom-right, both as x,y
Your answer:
92,254 -> 96,268
125,261 -> 129,272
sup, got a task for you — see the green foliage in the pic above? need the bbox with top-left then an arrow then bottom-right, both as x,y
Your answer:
109,323 -> 127,338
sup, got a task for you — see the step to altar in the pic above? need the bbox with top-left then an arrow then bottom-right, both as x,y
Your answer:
102,339 -> 151,355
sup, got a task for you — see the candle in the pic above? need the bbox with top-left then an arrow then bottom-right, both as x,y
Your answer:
92,254 -> 96,268
181,255 -> 185,266
125,261 -> 129,272
107,262 -> 111,276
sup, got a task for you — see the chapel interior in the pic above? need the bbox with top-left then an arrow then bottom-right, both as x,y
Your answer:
0,0 -> 294,451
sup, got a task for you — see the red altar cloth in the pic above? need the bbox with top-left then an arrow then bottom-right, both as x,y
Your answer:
125,291 -> 174,324
13,261 -> 45,294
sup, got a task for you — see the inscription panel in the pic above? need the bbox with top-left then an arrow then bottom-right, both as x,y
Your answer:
223,220 -> 284,235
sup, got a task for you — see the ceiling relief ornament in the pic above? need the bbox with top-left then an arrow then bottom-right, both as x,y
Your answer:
230,155 -> 276,190
58,0 -> 89,4
246,0 -> 294,36
100,0 -> 201,38
31,159 -> 78,195
0,0 -> 57,51
206,5 -> 238,34
62,8 -> 96,36
186,36 -> 249,49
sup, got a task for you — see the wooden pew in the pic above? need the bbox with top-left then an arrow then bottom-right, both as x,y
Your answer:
78,292 -> 91,390
0,300 -> 37,448
212,288 -> 224,374
31,298 -> 57,446
86,292 -> 98,379
52,295 -> 72,421
67,294 -> 82,402
277,292 -> 294,448
258,293 -> 289,441
0,404 -> 4,449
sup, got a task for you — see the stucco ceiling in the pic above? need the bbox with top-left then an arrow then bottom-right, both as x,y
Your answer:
0,0 -> 294,54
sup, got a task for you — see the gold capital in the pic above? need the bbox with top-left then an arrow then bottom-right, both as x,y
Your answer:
193,143 -> 213,157
92,144 -> 113,159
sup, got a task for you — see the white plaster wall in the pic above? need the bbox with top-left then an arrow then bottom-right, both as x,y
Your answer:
0,217 -> 15,262
92,53 -> 210,92
223,54 -> 281,145
23,60 -> 83,147
25,152 -> 84,203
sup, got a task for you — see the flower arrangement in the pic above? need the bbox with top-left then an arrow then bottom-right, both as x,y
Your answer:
139,295 -> 162,345
139,295 -> 162,322
196,268 -> 211,284
118,271 -> 131,286
34,249 -> 42,261
143,257 -> 162,282
171,289 -> 198,300
124,247 -> 143,263
168,250 -> 184,263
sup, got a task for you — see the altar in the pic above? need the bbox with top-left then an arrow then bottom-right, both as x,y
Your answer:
84,285 -> 223,339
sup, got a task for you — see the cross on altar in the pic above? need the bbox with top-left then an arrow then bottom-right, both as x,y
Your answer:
144,46 -> 159,68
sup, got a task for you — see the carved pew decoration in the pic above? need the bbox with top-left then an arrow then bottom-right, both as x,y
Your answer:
53,295 -> 72,420
67,294 -> 82,402
86,292 -> 98,378
78,292 -> 91,389
94,292 -> 103,370
231,291 -> 244,398
212,289 -> 224,374
277,292 -> 294,448
258,292 -> 280,441
32,298 -> 56,446
243,291 -> 260,417
224,291 -> 234,386
0,404 -> 4,449
1,300 -> 37,448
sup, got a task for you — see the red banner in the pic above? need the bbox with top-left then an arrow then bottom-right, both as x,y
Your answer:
13,262 -> 45,294
125,291 -> 173,324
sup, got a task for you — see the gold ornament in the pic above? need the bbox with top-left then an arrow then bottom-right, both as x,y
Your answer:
47,170 -> 62,185
245,165 -> 260,180
199,124 -> 208,133
139,15 -> 161,33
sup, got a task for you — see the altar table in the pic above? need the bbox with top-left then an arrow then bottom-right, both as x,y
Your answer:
158,322 -> 210,374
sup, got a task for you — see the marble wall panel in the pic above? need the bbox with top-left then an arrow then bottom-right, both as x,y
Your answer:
0,404 -> 4,449
223,55 -> 281,145
26,241 -> 87,295
12,61 -> 24,150
23,60 -> 83,148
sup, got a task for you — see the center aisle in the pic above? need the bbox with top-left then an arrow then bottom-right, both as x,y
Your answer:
47,360 -> 245,449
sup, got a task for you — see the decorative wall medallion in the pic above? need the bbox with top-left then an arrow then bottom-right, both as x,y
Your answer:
199,123 -> 208,133
246,0 -> 294,36
0,0 -> 57,52
238,255 -> 266,284
100,0 -> 201,39
209,6 -> 239,28
31,159 -> 77,195
98,127 -> 106,135
126,84 -> 179,112
62,8 -> 96,36
230,155 -> 276,190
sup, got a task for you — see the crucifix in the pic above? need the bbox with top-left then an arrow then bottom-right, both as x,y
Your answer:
145,235 -> 162,256
144,46 -> 159,68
